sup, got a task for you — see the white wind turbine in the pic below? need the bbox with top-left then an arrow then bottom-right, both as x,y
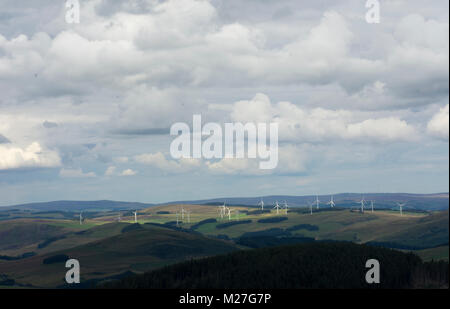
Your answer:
118,212 -> 122,222
315,195 -> 320,210
219,203 -> 227,219
133,210 -> 138,223
79,211 -> 83,225
284,201 -> 289,215
358,197 -> 365,213
397,202 -> 406,216
226,207 -> 233,221
371,201 -> 374,213
274,201 -> 281,215
259,199 -> 265,211
308,200 -> 314,215
186,210 -> 191,223
176,211 -> 180,227
327,196 -> 335,208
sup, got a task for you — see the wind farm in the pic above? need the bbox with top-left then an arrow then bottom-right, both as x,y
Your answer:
0,193 -> 448,289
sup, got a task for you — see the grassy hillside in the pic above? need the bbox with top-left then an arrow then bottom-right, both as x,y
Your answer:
103,242 -> 449,289
0,223 -> 238,288
368,211 -> 449,249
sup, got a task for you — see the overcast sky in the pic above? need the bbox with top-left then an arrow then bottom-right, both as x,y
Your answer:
0,0 -> 448,206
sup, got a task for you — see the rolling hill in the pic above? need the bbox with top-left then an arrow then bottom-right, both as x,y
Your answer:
0,223 -> 239,288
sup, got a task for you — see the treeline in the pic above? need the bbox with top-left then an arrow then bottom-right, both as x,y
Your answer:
367,241 -> 449,251
216,220 -> 252,229
101,242 -> 448,289
0,252 -> 36,261
191,218 -> 217,230
258,217 -> 288,223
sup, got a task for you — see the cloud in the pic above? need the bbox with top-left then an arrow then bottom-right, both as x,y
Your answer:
0,142 -> 61,170
59,168 -> 96,178
134,152 -> 201,173
0,134 -> 10,144
104,166 -> 137,176
43,121 -> 58,128
120,168 -> 137,176
427,104 -> 449,140
104,166 -> 117,176
228,93 -> 418,143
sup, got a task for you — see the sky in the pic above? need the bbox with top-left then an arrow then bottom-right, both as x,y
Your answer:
0,0 -> 448,206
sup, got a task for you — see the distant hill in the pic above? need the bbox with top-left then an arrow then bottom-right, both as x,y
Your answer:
2,193 -> 447,212
165,193 -> 449,211
0,200 -> 154,212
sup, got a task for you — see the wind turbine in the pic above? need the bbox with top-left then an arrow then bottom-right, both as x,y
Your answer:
308,200 -> 314,215
133,210 -> 138,223
358,197 -> 365,213
315,195 -> 320,210
79,211 -> 83,225
371,201 -> 374,213
181,207 -> 186,220
186,210 -> 191,223
258,199 -> 265,211
176,211 -> 180,227
327,196 -> 335,208
118,212 -> 122,222
273,201 -> 281,215
226,207 -> 233,221
397,202 -> 406,216
284,201 -> 289,215
219,203 -> 227,219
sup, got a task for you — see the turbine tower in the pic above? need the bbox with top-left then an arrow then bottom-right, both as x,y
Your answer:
186,210 -> 191,223
226,207 -> 233,221
358,197 -> 365,213
327,196 -> 335,208
259,199 -> 265,211
315,195 -> 320,210
219,203 -> 226,219
133,210 -> 138,223
284,201 -> 289,215
371,201 -> 374,213
118,212 -> 121,222
309,201 -> 314,215
79,211 -> 83,225
176,211 -> 180,227
397,202 -> 406,216
274,201 -> 281,215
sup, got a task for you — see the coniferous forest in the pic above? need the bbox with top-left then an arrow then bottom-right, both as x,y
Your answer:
102,242 -> 449,289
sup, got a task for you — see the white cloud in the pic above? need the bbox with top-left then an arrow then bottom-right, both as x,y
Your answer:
228,93 -> 418,143
120,169 -> 137,176
59,168 -> 96,178
427,104 -> 449,140
0,142 -> 61,170
105,166 -> 117,176
135,152 -> 201,173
